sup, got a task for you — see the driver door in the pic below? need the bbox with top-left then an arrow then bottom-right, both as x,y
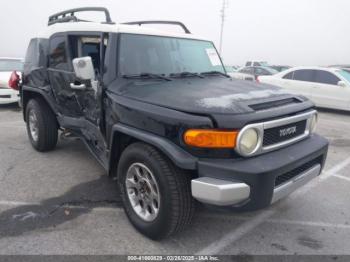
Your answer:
48,33 -> 107,162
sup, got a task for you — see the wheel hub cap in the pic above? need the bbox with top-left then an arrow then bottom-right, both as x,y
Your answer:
125,163 -> 160,222
28,110 -> 39,142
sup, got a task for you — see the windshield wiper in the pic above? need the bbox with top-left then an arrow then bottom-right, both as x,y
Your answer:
200,71 -> 230,78
122,73 -> 172,81
170,72 -> 204,78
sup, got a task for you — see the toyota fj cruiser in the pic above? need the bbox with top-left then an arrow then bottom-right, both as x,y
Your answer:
19,7 -> 328,240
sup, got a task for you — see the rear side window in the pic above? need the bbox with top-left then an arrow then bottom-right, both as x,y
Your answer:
314,70 -> 340,85
283,71 -> 294,79
293,70 -> 315,82
49,36 -> 68,70
24,38 -> 49,72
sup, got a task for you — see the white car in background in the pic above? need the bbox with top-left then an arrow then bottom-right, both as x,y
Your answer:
0,57 -> 23,104
228,67 -> 255,81
259,66 -> 350,111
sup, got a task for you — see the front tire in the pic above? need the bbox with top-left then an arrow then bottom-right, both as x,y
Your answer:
118,142 -> 195,240
25,98 -> 58,152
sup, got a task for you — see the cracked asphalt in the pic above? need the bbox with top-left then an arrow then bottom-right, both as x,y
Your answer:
0,103 -> 350,255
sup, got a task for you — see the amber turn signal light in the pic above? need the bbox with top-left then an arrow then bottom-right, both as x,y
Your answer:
184,129 -> 238,148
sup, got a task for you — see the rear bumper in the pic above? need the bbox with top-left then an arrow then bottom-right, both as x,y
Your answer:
191,134 -> 328,210
0,88 -> 19,104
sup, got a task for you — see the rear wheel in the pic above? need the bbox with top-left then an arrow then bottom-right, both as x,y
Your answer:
25,98 -> 58,152
118,142 -> 195,240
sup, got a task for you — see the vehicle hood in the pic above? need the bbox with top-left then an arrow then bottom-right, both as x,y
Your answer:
108,77 -> 305,115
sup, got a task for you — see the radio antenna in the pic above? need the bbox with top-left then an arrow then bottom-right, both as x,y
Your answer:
219,0 -> 229,56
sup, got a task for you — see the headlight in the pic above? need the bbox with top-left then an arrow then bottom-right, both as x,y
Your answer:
236,128 -> 260,156
309,113 -> 318,133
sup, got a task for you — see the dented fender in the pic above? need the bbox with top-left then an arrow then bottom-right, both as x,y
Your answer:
21,85 -> 58,121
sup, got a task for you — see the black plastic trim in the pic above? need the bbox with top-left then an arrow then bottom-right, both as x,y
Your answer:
123,21 -> 191,34
48,7 -> 114,26
21,85 -> 59,117
109,123 -> 198,170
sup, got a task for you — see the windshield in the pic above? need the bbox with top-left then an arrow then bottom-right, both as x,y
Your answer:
0,59 -> 23,72
118,34 -> 225,76
337,70 -> 350,84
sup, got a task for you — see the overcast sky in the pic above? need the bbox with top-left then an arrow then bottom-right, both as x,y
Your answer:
0,0 -> 349,66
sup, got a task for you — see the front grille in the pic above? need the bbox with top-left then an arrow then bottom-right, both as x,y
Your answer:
263,120 -> 307,147
0,95 -> 11,98
275,156 -> 322,187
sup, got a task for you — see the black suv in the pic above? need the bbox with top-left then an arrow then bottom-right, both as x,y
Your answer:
20,7 -> 328,240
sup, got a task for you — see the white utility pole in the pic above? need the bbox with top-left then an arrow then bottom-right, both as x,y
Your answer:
219,0 -> 228,56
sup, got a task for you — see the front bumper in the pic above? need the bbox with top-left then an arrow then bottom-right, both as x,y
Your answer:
0,88 -> 20,104
191,134 -> 328,210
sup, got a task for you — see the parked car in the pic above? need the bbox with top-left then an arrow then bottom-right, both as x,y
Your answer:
226,66 -> 254,81
245,61 -> 268,67
20,7 -> 328,240
270,65 -> 291,72
0,57 -> 23,104
224,65 -> 237,73
259,66 -> 350,111
234,66 -> 278,81
228,69 -> 255,81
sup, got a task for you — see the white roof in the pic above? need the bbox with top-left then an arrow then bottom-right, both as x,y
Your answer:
38,22 -> 208,41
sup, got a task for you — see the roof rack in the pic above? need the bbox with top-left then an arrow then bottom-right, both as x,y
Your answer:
48,7 -> 114,26
123,21 -> 191,34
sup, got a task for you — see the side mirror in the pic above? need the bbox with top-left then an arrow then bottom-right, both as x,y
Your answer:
338,81 -> 347,87
72,57 -> 95,80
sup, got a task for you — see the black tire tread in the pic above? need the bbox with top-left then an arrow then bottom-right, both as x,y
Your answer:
144,143 -> 195,237
119,142 -> 195,239
26,98 -> 58,152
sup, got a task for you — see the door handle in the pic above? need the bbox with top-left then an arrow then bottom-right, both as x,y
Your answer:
70,82 -> 86,90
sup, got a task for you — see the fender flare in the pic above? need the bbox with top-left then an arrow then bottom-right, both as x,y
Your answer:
21,85 -> 58,120
108,123 -> 198,174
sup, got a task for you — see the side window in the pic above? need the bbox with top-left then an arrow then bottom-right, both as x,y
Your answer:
240,67 -> 253,74
293,70 -> 315,82
49,36 -> 68,70
69,35 -> 108,74
314,70 -> 340,85
283,71 -> 294,80
255,67 -> 268,75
